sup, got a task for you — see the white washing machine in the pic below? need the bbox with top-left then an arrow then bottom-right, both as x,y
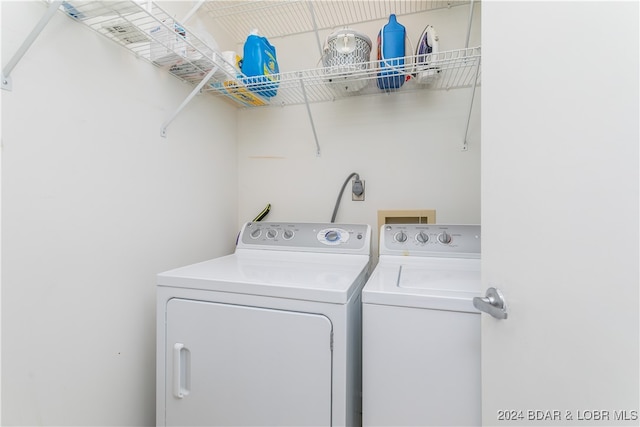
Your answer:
362,224 -> 481,427
156,222 -> 371,427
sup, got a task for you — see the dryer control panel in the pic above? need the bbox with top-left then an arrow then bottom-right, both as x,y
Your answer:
380,224 -> 480,258
238,222 -> 371,254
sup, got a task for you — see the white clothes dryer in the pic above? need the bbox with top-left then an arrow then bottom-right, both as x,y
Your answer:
156,222 -> 371,427
362,224 -> 481,427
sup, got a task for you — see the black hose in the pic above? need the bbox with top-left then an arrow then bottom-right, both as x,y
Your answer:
330,172 -> 359,223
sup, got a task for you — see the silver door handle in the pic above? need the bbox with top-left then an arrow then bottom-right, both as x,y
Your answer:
473,287 -> 508,320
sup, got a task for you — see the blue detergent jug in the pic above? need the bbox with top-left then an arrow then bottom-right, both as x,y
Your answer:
377,14 -> 406,90
240,30 -> 280,98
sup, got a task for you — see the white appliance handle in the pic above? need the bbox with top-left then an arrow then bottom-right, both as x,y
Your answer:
173,343 -> 190,398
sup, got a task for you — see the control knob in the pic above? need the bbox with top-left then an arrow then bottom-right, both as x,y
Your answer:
438,231 -> 452,244
266,229 -> 278,239
416,231 -> 429,243
394,231 -> 407,243
325,230 -> 340,242
283,229 -> 294,240
250,228 -> 262,239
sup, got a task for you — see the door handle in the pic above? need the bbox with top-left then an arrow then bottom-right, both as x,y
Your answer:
473,287 -> 508,319
173,343 -> 190,398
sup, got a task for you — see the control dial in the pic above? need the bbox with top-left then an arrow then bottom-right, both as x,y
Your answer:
325,230 -> 340,242
250,228 -> 262,239
438,231 -> 452,244
266,229 -> 278,239
317,228 -> 349,245
283,229 -> 294,240
394,231 -> 407,243
416,231 -> 429,244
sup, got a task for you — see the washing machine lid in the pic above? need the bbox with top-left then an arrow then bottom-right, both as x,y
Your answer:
158,250 -> 370,304
362,255 -> 481,313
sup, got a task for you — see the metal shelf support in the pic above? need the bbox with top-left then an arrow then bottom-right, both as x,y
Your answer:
462,56 -> 481,151
465,0 -> 475,49
307,1 -> 324,60
299,74 -> 321,157
2,0 -> 63,91
161,65 -> 220,137
182,0 -> 205,23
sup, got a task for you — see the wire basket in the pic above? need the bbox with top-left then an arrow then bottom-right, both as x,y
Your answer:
323,28 -> 372,92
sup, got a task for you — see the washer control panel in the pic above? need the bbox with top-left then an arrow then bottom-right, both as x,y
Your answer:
238,222 -> 371,254
381,224 -> 480,258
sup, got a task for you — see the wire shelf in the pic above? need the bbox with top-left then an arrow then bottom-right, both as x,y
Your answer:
203,47 -> 481,108
200,0 -> 471,42
59,1 -> 222,75
58,1 -> 480,109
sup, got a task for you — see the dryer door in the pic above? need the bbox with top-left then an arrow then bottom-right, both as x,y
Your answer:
164,298 -> 333,426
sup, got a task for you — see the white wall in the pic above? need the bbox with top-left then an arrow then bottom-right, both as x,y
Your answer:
1,1 -> 237,425
236,4 -> 481,252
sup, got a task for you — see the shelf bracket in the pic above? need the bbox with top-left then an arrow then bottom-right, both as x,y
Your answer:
182,0 -> 205,23
307,1 -> 324,60
465,0 -> 475,49
462,56 -> 481,151
298,74 -> 321,157
2,0 -> 63,92
161,65 -> 219,138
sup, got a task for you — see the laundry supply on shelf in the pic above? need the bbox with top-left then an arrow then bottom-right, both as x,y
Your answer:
61,1 -> 85,19
149,19 -> 188,68
414,25 -> 441,84
209,50 -> 267,107
210,79 -> 268,107
322,28 -> 372,93
212,50 -> 241,81
240,30 -> 280,98
376,14 -> 407,90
